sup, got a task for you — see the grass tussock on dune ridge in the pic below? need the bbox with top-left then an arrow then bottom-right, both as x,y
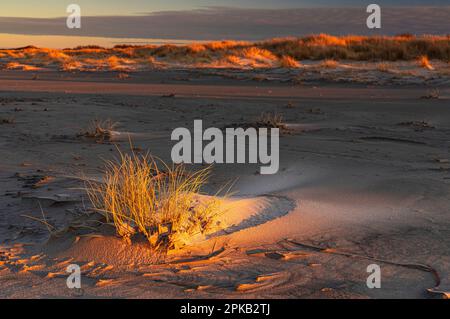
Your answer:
85,151 -> 221,252
0,34 -> 449,71
279,55 -> 301,68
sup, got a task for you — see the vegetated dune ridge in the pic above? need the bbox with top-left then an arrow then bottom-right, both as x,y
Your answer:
0,36 -> 449,298
0,34 -> 449,86
2,34 -> 450,68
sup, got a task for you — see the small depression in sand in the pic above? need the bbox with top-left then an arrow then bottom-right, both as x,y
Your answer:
39,194 -> 296,267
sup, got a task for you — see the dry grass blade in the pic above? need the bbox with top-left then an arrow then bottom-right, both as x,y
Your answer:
21,203 -> 56,234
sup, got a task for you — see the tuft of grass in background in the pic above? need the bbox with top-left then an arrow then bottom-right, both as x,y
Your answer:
255,112 -> 286,129
61,60 -> 83,72
421,88 -> 440,99
242,47 -> 277,62
418,55 -> 434,70
377,62 -> 391,72
85,152 -> 220,252
79,119 -> 118,142
117,72 -> 130,80
279,55 -> 301,68
320,59 -> 339,68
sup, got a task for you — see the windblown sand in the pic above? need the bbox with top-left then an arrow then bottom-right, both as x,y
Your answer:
0,69 -> 449,299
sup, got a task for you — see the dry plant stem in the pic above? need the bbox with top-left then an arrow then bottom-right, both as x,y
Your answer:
21,203 -> 56,234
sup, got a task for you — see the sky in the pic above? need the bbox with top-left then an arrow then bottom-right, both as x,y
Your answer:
0,1 -> 449,48
1,0 -> 449,17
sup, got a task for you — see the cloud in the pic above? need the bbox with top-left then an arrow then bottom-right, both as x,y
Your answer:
0,7 -> 448,40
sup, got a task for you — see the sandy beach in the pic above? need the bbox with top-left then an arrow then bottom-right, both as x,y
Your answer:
0,67 -> 448,299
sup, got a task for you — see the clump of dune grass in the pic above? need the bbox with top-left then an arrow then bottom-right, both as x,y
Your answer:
418,55 -> 434,70
242,47 -> 277,61
117,72 -> 130,80
320,59 -> 339,69
377,62 -> 391,72
224,55 -> 241,66
187,43 -> 207,54
146,56 -> 168,69
279,55 -> 301,68
85,152 -> 220,251
79,119 -> 118,142
256,112 -> 287,130
240,47 -> 277,67
61,60 -> 83,72
421,88 -> 440,99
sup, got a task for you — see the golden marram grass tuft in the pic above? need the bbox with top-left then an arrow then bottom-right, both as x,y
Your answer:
85,151 -> 221,252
